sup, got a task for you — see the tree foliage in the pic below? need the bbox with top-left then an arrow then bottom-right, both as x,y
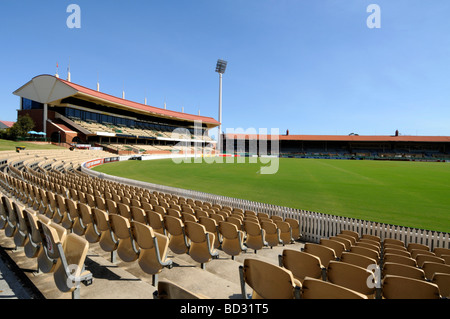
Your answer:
7,114 -> 35,140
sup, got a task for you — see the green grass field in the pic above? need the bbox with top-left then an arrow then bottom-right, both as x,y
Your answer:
0,139 -> 64,151
93,157 -> 450,233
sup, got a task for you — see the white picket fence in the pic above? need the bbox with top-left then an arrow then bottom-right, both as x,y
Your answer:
81,157 -> 450,250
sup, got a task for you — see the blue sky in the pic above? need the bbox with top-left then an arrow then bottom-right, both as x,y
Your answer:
1,0 -> 449,138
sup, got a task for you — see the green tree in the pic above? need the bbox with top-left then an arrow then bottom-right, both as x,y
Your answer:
8,114 -> 35,140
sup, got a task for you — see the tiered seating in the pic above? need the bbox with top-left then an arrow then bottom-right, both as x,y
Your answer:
274,229 -> 449,299
1,149 -> 448,299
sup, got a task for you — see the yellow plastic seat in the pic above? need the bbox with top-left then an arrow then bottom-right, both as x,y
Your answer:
261,220 -> 281,248
78,203 -> 100,243
109,214 -> 140,262
285,218 -> 301,241
243,220 -> 267,253
218,221 -> 247,259
301,277 -> 368,299
275,220 -> 293,245
92,208 -> 119,261
279,249 -> 323,283
53,233 -> 93,299
303,243 -> 337,269
184,221 -> 218,268
320,238 -> 346,259
147,210 -> 166,235
340,252 -> 377,270
382,274 -> 440,299
239,258 -> 301,299
163,215 -> 190,254
37,220 -> 68,273
327,261 -> 377,298
199,216 -> 221,248
382,262 -> 425,281
131,221 -> 173,285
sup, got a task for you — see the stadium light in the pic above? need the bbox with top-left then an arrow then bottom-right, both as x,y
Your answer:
215,59 -> 227,153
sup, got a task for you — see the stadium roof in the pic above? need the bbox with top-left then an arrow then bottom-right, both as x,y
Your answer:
225,134 -> 450,143
13,74 -> 220,128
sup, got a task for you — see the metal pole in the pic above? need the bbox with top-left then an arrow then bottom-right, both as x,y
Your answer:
218,73 -> 223,154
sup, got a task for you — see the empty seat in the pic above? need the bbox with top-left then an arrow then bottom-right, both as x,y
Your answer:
92,208 -> 119,261
23,209 -> 42,259
361,234 -> 381,244
340,252 -> 377,270
422,262 -> 450,280
147,210 -> 166,235
279,249 -> 323,283
416,254 -> 445,268
340,230 -> 359,241
382,262 -> 425,281
199,217 -> 221,248
382,275 -> 440,299
431,273 -> 450,298
303,243 -> 337,269
320,238 -> 346,259
131,221 -> 173,285
53,233 -> 93,299
407,242 -> 429,253
163,215 -> 190,254
78,203 -> 100,243
301,277 -> 367,299
243,220 -> 267,253
11,201 -> 28,248
433,247 -> 450,258
384,247 -> 411,258
327,261 -> 376,298
37,220 -> 68,273
261,221 -> 281,247
329,236 -> 352,250
218,221 -> 247,259
285,218 -> 301,241
383,253 -> 417,267
383,238 -> 404,248
275,220 -> 293,245
109,214 -> 140,262
350,246 -> 379,262
184,221 -> 218,268
239,258 -> 301,299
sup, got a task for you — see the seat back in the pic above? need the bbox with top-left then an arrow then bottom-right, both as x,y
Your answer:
301,277 -> 367,299
110,214 -> 139,262
320,238 -> 346,258
382,262 -> 425,281
383,253 -> 417,267
53,233 -> 90,294
327,261 -> 375,297
240,258 -> 300,299
280,249 -> 322,282
407,242 -> 429,253
340,252 -> 377,270
415,254 -> 445,268
284,218 -> 300,240
382,275 -> 440,299
383,238 -> 404,247
432,273 -> 450,298
422,262 -> 450,280
275,220 -> 292,244
303,243 -> 336,268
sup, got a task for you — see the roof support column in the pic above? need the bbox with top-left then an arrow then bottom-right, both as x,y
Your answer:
43,103 -> 48,134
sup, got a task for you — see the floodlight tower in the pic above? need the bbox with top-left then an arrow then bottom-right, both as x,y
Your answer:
215,59 -> 227,153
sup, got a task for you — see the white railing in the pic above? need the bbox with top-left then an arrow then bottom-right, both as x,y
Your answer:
81,156 -> 450,250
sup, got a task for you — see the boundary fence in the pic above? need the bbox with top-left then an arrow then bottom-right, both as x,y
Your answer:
81,156 -> 450,250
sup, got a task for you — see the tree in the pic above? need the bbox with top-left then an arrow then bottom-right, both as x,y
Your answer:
8,114 -> 35,140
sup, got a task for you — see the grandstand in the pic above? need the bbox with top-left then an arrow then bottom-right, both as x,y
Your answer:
223,132 -> 450,161
1,74 -> 449,301
12,74 -> 217,155
0,148 -> 449,300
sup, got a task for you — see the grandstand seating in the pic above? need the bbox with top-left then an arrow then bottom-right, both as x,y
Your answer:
0,148 -> 449,299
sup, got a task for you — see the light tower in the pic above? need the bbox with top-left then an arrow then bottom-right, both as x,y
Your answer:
215,59 -> 227,153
